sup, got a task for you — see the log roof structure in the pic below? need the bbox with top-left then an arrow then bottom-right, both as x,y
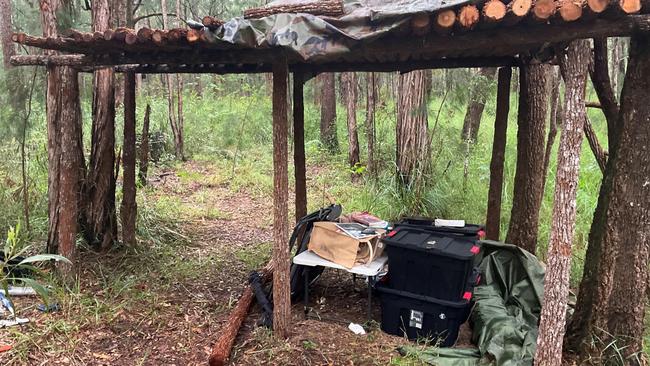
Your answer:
9,0 -> 650,74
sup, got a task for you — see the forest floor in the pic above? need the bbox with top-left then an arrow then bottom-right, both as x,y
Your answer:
0,159 -> 460,366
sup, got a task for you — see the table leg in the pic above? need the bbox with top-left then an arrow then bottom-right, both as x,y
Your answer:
303,268 -> 309,319
367,277 -> 372,322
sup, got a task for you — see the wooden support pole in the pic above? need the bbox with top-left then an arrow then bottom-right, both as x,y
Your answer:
272,60 -> 291,338
293,72 -> 307,222
485,67 -> 512,241
121,71 -> 137,246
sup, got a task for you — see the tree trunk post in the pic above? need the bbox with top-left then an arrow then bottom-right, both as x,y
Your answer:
600,32 -> 650,363
461,67 -> 497,142
293,72 -> 307,222
506,62 -> 551,255
485,67 -> 511,241
535,39 -> 590,366
319,73 -> 338,153
272,61 -> 291,339
85,0 -> 117,251
365,72 -> 377,178
121,71 -> 137,246
397,70 -> 430,187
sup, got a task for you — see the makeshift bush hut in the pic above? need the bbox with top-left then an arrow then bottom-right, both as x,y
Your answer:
11,0 -> 650,364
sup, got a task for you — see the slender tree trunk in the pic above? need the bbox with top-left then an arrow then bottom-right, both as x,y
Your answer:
0,0 -> 15,69
461,67 -> 497,142
542,67 -> 562,194
593,38 -> 621,148
534,39 -> 590,366
160,0 -> 182,160
293,73 -> 307,222
319,73 -> 338,153
272,61 -> 290,339
397,70 -> 429,186
175,0 -> 185,160
84,0 -> 117,250
139,104 -> 151,185
600,33 -> 650,364
583,116 -> 607,173
365,72 -> 377,177
121,72 -> 137,246
485,67 -> 511,241
505,63 -> 551,255
342,72 -> 360,174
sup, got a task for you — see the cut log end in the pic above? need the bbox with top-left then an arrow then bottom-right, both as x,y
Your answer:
152,30 -> 165,45
436,9 -> 456,30
558,0 -> 584,21
103,29 -> 115,41
411,13 -> 431,35
509,0 -> 534,17
483,0 -> 508,22
619,0 -> 642,13
458,5 -> 480,29
587,0 -> 609,12
11,33 -> 26,44
125,32 -> 138,45
187,29 -> 201,43
533,0 -> 557,20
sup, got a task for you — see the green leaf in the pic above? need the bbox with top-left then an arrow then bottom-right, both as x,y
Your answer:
17,254 -> 71,266
18,278 -> 51,306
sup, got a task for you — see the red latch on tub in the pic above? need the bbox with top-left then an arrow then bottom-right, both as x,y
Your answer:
388,230 -> 398,237
470,245 -> 480,255
463,291 -> 472,301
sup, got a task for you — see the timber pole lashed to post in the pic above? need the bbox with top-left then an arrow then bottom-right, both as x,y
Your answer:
121,71 -> 137,246
485,67 -> 511,241
293,72 -> 307,222
272,59 -> 291,338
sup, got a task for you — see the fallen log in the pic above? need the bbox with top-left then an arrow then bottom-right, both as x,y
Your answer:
483,0 -> 508,23
433,9 -> 456,34
532,0 -> 557,21
244,0 -> 344,19
504,0 -> 533,25
557,0 -> 584,22
411,13 -> 431,36
458,5 -> 481,29
208,263 -> 273,366
202,16 -> 225,29
618,0 -> 642,13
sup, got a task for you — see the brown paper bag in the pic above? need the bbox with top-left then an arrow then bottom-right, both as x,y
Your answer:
308,222 -> 384,269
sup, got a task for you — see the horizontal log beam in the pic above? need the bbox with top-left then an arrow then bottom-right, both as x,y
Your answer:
11,55 -> 520,73
10,15 -> 650,71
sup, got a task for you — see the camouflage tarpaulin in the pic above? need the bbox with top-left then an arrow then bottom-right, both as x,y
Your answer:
204,0 -> 472,62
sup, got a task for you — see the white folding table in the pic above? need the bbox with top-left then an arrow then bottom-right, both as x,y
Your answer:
292,250 -> 388,320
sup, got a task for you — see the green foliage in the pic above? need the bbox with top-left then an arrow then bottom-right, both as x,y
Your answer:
1,224 -> 70,308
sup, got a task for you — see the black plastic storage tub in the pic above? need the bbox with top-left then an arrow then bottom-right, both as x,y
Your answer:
376,283 -> 471,346
383,226 -> 482,301
399,217 -> 486,239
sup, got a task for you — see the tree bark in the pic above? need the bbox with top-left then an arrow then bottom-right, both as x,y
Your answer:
542,67 -> 562,195
84,0 -> 117,250
161,0 -> 183,160
319,73 -> 338,153
343,72 -> 360,173
272,61 -> 291,339
174,0 -> 185,160
41,0 -> 85,276
485,67 -> 511,241
600,33 -> 650,364
461,67 -> 497,142
505,63 -> 551,255
565,39 -> 624,355
121,72 -> 137,246
397,70 -> 429,186
592,38 -> 621,148
583,116 -> 608,173
534,39 -> 590,366
139,104 -> 151,185
365,72 -> 377,177
0,0 -> 15,69
293,73 -> 307,222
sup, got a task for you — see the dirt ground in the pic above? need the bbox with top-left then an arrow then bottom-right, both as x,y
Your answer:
0,161 -> 474,365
